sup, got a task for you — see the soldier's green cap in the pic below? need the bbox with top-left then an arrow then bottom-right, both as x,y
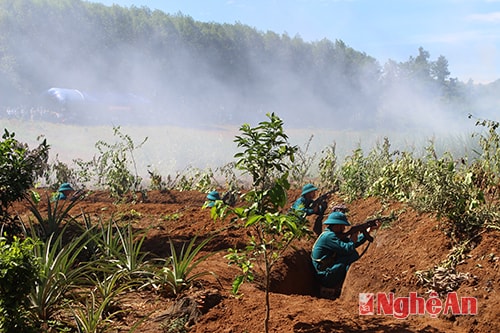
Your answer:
58,183 -> 73,192
301,184 -> 318,196
207,190 -> 220,201
323,212 -> 350,226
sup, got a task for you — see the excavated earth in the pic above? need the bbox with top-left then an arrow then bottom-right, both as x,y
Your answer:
11,189 -> 500,333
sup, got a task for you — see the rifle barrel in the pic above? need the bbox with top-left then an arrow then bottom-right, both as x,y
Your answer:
345,216 -> 390,235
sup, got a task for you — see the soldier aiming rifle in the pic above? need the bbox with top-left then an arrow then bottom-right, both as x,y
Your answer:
53,183 -> 86,202
291,184 -> 334,235
311,212 -> 387,299
205,190 -> 237,208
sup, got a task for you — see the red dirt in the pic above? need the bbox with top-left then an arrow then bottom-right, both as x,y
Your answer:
11,189 -> 500,333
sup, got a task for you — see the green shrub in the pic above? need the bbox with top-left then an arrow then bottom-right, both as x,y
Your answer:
0,236 -> 39,333
469,117 -> 500,231
93,126 -> 147,200
0,129 -> 49,223
369,141 -> 485,240
338,145 -> 366,200
318,142 -> 339,191
411,149 -> 484,239
368,151 -> 421,201
472,116 -> 500,177
338,137 -> 396,201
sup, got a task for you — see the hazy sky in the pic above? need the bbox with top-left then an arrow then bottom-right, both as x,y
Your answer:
92,0 -> 500,84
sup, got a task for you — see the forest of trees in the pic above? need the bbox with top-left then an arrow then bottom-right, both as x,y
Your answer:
0,0 -> 498,130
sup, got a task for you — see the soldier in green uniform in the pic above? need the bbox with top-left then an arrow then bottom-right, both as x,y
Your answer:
311,211 -> 379,298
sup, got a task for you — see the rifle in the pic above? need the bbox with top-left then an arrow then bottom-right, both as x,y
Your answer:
311,190 -> 334,210
221,191 -> 237,207
69,189 -> 86,201
342,216 -> 392,242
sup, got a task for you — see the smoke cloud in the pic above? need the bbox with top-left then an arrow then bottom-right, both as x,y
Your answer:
1,2 -> 496,181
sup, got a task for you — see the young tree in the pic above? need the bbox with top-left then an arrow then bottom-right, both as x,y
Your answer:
93,126 -> 147,200
431,55 -> 450,83
212,113 -> 307,333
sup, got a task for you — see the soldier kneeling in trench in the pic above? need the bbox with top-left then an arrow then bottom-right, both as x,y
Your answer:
310,211 -> 380,299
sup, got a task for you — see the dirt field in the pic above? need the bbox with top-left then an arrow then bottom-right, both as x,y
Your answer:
12,189 -> 500,332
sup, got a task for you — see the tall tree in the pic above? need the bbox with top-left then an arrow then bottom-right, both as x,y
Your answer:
431,55 -> 450,83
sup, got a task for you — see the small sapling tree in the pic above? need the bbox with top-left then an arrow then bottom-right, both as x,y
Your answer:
212,113 -> 307,333
93,126 -> 147,200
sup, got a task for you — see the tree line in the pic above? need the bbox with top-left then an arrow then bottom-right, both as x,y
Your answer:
0,0 -> 496,129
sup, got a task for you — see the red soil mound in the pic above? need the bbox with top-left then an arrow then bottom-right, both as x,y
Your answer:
10,189 -> 499,332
